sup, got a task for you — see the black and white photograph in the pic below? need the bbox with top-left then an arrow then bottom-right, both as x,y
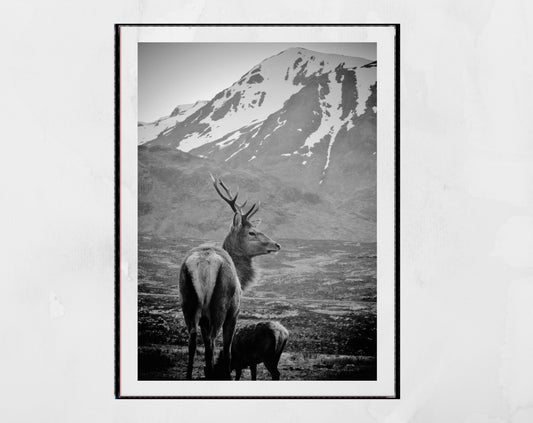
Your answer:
117,25 -> 398,398
138,42 -> 379,382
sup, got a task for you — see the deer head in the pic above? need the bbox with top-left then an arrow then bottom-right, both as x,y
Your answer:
211,174 -> 281,258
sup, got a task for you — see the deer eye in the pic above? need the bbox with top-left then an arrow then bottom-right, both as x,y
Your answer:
249,231 -> 256,236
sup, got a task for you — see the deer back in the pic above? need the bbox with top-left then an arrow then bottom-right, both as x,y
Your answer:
179,245 -> 241,316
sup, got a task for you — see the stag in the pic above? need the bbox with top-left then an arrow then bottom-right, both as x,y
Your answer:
214,321 -> 289,380
178,175 -> 281,379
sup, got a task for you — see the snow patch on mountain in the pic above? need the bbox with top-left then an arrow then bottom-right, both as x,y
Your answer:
355,67 -> 376,116
302,73 -> 343,152
321,122 -> 349,184
216,129 -> 243,148
272,116 -> 287,132
225,142 -> 250,162
138,101 -> 207,145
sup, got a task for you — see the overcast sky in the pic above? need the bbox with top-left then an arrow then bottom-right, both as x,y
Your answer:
138,43 -> 376,122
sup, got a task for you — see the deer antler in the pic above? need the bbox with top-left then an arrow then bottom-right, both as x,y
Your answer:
243,201 -> 260,220
210,173 -> 244,214
210,173 -> 260,221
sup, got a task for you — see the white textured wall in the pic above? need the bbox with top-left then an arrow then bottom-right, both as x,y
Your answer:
1,1 -> 532,422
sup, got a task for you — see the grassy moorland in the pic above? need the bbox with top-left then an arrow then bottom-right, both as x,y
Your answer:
138,236 -> 376,381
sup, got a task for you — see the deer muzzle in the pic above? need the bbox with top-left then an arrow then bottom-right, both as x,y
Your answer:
266,242 -> 281,253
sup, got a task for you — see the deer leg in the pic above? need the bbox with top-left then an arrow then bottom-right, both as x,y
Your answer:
221,312 -> 238,380
250,364 -> 257,381
184,310 -> 200,380
204,337 -> 215,379
265,341 -> 285,381
183,311 -> 200,380
199,317 -> 215,379
180,265 -> 200,380
186,331 -> 197,380
264,361 -> 281,380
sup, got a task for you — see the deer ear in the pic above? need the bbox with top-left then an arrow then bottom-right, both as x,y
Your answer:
251,219 -> 262,228
232,213 -> 242,228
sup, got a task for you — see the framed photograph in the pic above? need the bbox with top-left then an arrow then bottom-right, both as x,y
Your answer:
115,24 -> 399,398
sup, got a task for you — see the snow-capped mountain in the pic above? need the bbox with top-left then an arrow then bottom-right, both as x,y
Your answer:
138,100 -> 207,145
139,47 -> 377,241
146,47 -> 376,189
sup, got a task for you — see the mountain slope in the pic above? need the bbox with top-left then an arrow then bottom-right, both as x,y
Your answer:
138,144 -> 376,241
139,47 -> 377,241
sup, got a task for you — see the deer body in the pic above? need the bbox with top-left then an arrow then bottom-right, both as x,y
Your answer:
216,321 -> 289,381
179,246 -> 240,380
179,176 -> 281,379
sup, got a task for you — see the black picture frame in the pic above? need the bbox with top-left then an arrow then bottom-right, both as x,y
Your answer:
115,23 -> 400,399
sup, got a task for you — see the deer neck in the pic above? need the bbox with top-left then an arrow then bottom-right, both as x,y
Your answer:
222,241 -> 256,291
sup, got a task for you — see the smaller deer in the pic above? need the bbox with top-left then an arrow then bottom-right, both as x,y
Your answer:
214,321 -> 289,380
